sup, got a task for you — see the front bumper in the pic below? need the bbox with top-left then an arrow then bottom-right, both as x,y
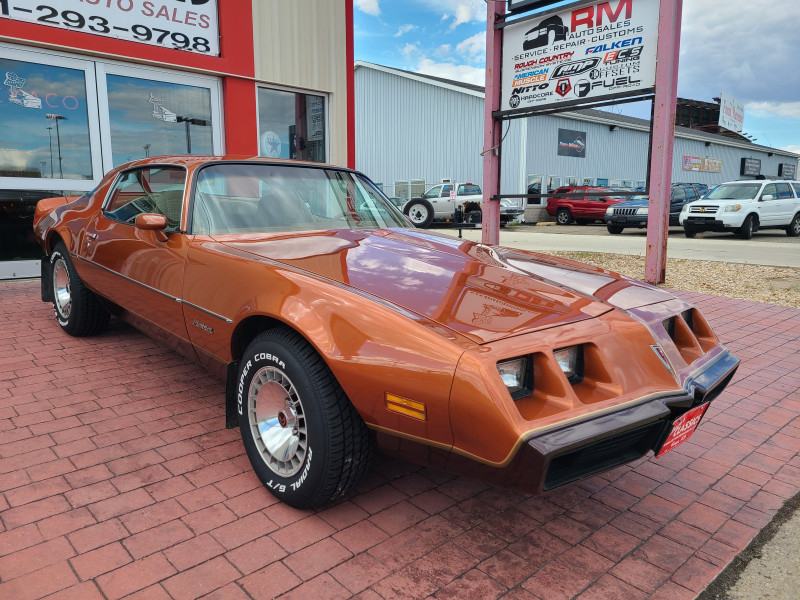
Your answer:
606,214 -> 648,228
453,349 -> 739,494
681,214 -> 742,231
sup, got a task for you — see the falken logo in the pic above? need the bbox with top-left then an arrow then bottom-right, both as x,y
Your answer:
586,36 -> 643,55
550,58 -> 601,79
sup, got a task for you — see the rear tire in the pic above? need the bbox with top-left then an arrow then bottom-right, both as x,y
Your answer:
403,199 -> 434,228
237,328 -> 372,509
606,225 -> 624,234
50,242 -> 110,337
556,208 -> 572,225
786,213 -> 800,237
467,210 -> 482,224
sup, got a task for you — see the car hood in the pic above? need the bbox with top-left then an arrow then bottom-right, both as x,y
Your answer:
219,228 -> 674,344
612,198 -> 649,208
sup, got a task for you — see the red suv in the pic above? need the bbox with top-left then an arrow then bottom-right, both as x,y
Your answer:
546,187 -> 628,224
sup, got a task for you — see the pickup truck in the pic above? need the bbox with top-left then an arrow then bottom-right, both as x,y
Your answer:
403,182 -> 524,228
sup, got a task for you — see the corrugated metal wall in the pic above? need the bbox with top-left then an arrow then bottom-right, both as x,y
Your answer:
355,64 -> 798,197
355,66 -> 523,194
251,0 -> 348,166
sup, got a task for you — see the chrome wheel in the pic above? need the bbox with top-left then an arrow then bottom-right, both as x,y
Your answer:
248,366 -> 307,477
52,257 -> 72,320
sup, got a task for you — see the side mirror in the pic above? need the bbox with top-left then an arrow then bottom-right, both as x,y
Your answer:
760,194 -> 775,201
135,213 -> 169,242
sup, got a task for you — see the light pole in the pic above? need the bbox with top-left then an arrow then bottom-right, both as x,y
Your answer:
143,143 -> 151,157
46,114 -> 67,178
176,116 -> 211,154
46,126 -> 54,178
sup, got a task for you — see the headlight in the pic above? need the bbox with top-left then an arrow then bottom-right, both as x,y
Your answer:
554,346 -> 582,382
636,207 -> 648,215
723,204 -> 742,212
605,206 -> 613,214
681,205 -> 689,214
497,356 -> 531,399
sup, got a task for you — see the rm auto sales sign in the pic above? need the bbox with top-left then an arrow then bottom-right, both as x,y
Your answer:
502,0 -> 659,111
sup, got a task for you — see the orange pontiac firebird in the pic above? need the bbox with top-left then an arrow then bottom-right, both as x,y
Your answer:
33,156 -> 740,508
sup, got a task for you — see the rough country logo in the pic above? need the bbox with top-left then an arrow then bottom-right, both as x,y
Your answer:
555,79 -> 572,97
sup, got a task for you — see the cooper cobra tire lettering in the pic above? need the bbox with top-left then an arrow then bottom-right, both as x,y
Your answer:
237,327 -> 372,509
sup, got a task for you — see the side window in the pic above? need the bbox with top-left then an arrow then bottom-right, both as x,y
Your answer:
792,183 -> 800,197
686,188 -> 698,201
775,183 -> 793,199
671,188 -> 685,201
441,185 -> 453,197
424,185 -> 441,199
459,184 -> 481,196
104,167 -> 187,231
760,184 -> 777,200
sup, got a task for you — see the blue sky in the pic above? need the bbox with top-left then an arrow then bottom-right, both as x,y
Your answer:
354,0 -> 800,155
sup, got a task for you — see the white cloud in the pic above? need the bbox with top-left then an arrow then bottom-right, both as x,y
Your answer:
401,42 -> 421,61
418,0 -> 484,29
747,102 -> 800,121
354,0 -> 380,17
455,32 -> 485,62
394,24 -> 417,37
434,44 -> 452,59
781,145 -> 800,155
415,58 -> 485,87
678,0 -> 800,106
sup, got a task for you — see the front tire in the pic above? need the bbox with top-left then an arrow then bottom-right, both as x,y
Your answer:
556,208 -> 572,225
606,225 -> 624,234
738,215 -> 756,240
403,199 -> 435,228
237,328 -> 372,509
683,227 -> 698,239
786,213 -> 800,237
50,242 -> 109,336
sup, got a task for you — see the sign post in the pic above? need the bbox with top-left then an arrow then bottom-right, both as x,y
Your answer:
644,0 -> 682,284
482,1 -> 505,246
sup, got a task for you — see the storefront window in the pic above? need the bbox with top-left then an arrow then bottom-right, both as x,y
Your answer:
258,87 -> 326,163
106,75 -> 214,167
0,58 -> 93,180
0,189 -> 83,261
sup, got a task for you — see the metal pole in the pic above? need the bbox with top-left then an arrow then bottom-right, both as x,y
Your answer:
185,119 -> 192,154
55,117 -> 64,179
47,126 -> 54,178
482,1 -> 505,246
644,0 -> 683,284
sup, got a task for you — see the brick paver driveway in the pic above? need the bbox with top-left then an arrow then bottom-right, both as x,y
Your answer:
1,280 -> 799,599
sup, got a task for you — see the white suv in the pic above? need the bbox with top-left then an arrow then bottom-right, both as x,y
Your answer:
679,179 -> 800,239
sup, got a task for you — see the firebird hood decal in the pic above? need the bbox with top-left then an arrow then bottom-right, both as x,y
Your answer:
219,229 -> 672,343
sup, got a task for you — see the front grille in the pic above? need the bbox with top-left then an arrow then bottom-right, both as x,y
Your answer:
612,207 -> 638,216
689,205 -> 718,214
543,421 -> 667,490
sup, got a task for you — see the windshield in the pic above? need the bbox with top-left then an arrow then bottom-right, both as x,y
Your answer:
705,183 -> 761,200
191,164 -> 409,234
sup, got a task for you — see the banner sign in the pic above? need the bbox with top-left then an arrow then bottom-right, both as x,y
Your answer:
718,91 -> 744,133
501,0 -> 660,112
682,156 -> 722,173
741,158 -> 761,177
558,128 -> 587,157
778,163 -> 797,179
0,0 -> 219,56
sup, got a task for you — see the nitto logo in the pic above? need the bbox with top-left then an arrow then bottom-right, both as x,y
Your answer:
551,58 -> 601,78
555,79 -> 572,97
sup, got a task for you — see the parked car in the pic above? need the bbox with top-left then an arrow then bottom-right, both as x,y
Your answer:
679,179 -> 800,239
605,183 -> 709,234
34,156 -> 739,508
386,196 -> 406,210
546,187 -> 629,224
403,182 -> 523,228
